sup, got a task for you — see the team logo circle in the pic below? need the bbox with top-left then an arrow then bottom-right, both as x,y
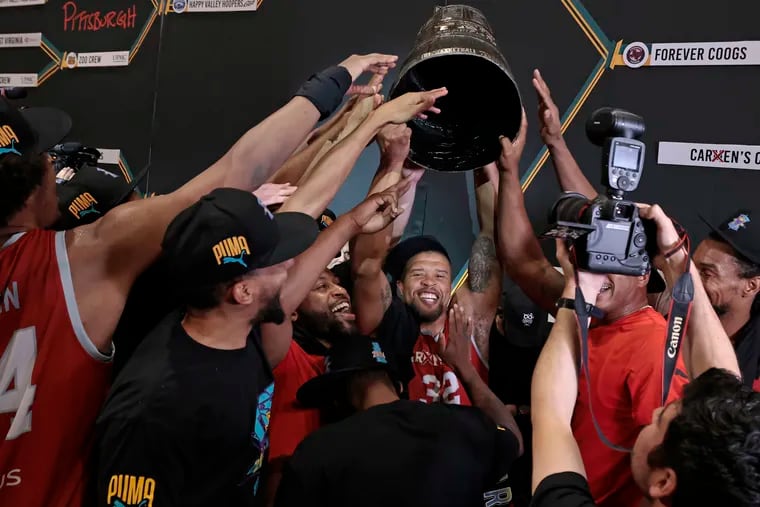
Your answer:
172,0 -> 187,13
65,52 -> 78,69
622,42 -> 649,68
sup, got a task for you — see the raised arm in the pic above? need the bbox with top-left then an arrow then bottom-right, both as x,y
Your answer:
454,165 -> 502,364
277,94 -> 384,218
533,69 -> 597,199
350,123 -> 422,334
638,204 -> 741,379
70,54 -> 400,352
530,240 -> 605,490
496,113 -> 564,315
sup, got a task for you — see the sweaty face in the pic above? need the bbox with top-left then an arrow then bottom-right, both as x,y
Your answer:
593,273 -> 647,313
296,270 -> 356,340
631,402 -> 680,495
397,251 -> 451,323
694,239 -> 747,316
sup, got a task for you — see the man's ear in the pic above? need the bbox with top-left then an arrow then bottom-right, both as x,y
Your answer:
291,311 -> 299,322
231,279 -> 255,305
396,280 -> 404,299
648,467 -> 677,501
745,276 -> 760,298
640,272 -> 651,288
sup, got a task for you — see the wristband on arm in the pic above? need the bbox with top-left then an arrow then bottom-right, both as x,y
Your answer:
295,66 -> 352,120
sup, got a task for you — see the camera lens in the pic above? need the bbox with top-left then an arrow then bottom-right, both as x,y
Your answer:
550,192 -> 591,223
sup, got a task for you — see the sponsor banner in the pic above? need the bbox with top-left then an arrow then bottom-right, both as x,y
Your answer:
171,0 -> 259,13
0,33 -> 42,48
97,149 -> 122,165
0,0 -> 46,7
0,73 -> 38,87
62,51 -> 130,69
658,142 -> 760,171
618,40 -> 760,68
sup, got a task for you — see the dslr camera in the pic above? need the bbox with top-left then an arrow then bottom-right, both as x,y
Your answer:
543,107 -> 654,276
49,142 -> 102,183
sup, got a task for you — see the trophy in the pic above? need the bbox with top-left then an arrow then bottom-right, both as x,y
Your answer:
390,4 -> 523,172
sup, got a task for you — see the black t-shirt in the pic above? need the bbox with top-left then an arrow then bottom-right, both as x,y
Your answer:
530,473 -> 596,507
489,323 -> 544,507
94,311 -> 274,507
275,399 -> 519,507
375,296 -> 422,386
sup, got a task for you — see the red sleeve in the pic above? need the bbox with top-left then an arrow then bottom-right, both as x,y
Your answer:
469,339 -> 489,384
753,377 -> 760,392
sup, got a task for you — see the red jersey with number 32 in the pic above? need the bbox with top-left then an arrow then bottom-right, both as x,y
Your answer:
0,230 -> 112,507
408,319 -> 488,405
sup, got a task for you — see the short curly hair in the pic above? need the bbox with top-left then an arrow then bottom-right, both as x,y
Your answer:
0,152 -> 46,227
648,368 -> 760,506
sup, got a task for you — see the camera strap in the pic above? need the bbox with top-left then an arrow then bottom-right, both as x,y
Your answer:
574,264 -> 693,452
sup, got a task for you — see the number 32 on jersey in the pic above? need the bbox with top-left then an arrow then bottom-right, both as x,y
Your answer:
0,327 -> 37,440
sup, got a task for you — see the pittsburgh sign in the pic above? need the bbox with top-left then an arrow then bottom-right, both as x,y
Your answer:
617,40 -> 760,68
658,142 -> 760,171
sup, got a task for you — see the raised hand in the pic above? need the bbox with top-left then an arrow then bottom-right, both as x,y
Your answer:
636,203 -> 689,280
377,124 -> 412,166
252,182 -> 297,207
347,72 -> 386,98
349,177 -> 412,234
533,69 -> 562,147
438,303 -> 473,371
339,53 -> 398,86
375,88 -> 448,125
497,108 -> 528,173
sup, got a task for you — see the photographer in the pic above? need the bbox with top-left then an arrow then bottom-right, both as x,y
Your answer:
496,115 -> 687,507
530,204 -> 760,507
533,70 -> 760,390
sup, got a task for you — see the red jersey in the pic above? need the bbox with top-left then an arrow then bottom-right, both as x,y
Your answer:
269,340 -> 325,461
0,230 -> 112,507
572,307 -> 688,507
408,318 -> 489,405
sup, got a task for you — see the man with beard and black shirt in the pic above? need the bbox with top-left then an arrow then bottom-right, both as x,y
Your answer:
94,188 -> 318,506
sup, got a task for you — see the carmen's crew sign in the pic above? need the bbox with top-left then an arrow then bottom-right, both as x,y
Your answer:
658,142 -> 760,171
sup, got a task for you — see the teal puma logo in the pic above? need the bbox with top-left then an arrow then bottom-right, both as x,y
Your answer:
79,203 -> 100,217
0,139 -> 21,157
112,499 -> 149,507
222,252 -> 248,268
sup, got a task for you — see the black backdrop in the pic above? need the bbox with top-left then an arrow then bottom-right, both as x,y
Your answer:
2,0 -> 759,278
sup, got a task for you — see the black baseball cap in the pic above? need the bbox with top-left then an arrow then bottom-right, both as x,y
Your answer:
384,235 -> 451,284
318,208 -> 336,231
700,210 -> 760,266
297,336 -> 395,408
501,277 -> 552,348
54,164 -> 135,229
0,97 -> 71,159
162,188 -> 319,288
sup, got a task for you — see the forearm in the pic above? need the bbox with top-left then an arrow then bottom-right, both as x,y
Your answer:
475,177 -> 497,237
458,364 -> 523,455
279,114 -> 385,218
268,113 -> 348,186
223,96 -> 321,190
530,285 -> 586,489
496,169 -> 564,313
547,138 -> 598,198
280,216 -> 359,313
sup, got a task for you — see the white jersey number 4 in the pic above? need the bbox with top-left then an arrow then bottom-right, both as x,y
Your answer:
0,326 -> 37,440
